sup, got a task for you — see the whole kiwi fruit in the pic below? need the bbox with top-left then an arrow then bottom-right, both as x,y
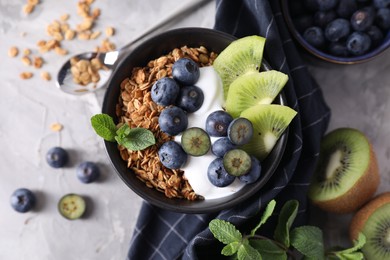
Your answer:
349,192 -> 390,260
308,128 -> 380,213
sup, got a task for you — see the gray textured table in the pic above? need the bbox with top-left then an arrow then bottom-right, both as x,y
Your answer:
0,1 -> 388,259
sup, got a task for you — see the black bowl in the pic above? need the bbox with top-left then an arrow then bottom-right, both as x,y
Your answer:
102,27 -> 288,213
281,0 -> 390,64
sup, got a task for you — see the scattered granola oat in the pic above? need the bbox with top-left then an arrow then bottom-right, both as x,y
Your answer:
105,26 -> 115,37
50,122 -> 63,132
8,46 -> 19,57
20,72 -> 33,79
41,71 -> 51,81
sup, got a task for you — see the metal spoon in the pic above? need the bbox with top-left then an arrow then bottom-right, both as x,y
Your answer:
57,0 -> 211,95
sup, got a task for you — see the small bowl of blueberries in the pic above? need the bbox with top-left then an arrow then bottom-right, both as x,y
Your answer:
281,0 -> 390,64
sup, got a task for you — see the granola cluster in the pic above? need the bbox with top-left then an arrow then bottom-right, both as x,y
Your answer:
116,46 -> 218,200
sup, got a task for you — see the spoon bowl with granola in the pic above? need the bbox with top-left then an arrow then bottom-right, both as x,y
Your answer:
101,28 -> 291,213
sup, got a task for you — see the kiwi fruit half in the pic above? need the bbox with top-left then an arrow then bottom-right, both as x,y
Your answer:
308,128 -> 380,214
350,192 -> 390,260
213,35 -> 266,98
225,70 -> 289,118
240,104 -> 297,161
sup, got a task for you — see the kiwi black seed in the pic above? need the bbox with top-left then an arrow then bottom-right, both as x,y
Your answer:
350,192 -> 390,260
227,117 -> 254,145
181,127 -> 211,156
213,35 -> 266,98
308,128 -> 380,214
225,70 -> 288,118
223,149 -> 252,177
58,193 -> 86,220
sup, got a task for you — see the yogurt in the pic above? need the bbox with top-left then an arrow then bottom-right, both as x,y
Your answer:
175,66 -> 245,200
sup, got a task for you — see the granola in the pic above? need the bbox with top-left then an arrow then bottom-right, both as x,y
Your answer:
116,46 -> 217,200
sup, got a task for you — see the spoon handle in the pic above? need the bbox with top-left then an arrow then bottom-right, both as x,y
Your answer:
120,0 -> 212,51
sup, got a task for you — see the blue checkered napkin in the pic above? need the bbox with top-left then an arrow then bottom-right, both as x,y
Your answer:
127,0 -> 331,259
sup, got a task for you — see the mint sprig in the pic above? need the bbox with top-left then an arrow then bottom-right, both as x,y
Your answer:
209,200 -> 366,260
91,113 -> 155,151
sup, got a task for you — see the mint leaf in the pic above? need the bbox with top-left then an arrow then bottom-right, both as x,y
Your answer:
250,239 -> 287,260
222,241 -> 241,256
115,125 -> 155,151
274,200 -> 299,247
209,219 -> 242,245
237,241 -> 262,260
333,233 -> 366,254
290,226 -> 324,260
250,200 -> 276,236
91,114 -> 117,142
335,252 -> 364,260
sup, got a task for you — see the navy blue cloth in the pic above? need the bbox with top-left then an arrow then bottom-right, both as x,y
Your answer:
127,0 -> 331,259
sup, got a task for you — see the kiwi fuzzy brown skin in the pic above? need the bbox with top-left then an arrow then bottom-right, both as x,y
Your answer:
310,144 -> 380,214
349,192 -> 390,241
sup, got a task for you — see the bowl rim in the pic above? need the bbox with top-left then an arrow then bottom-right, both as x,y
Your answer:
280,0 -> 390,65
102,27 -> 289,213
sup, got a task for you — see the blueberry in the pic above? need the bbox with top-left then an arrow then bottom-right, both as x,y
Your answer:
158,141 -> 187,169
293,15 -> 315,33
336,0 -> 358,18
205,110 -> 233,137
207,158 -> 235,187
76,161 -> 100,183
10,188 -> 36,213
211,137 -> 237,158
376,8 -> 390,30
238,156 -> 262,184
227,118 -> 253,145
328,42 -> 349,56
158,106 -> 188,136
172,58 -> 200,85
317,0 -> 339,11
46,147 -> 69,168
151,77 -> 180,106
303,26 -> 326,47
325,18 -> 350,42
347,32 -> 372,55
373,0 -> 390,8
314,10 -> 337,28
367,25 -> 384,47
350,7 -> 375,32
176,85 -> 204,113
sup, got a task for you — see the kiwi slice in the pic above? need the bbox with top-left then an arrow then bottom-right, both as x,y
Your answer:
350,192 -> 390,259
223,149 -> 252,177
181,127 -> 211,156
225,70 -> 289,118
240,104 -> 297,161
213,35 -> 266,98
58,193 -> 86,220
308,128 -> 380,214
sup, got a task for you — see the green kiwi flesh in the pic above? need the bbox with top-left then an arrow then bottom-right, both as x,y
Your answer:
308,128 -> 371,202
240,104 -> 297,161
361,203 -> 390,259
213,35 -> 266,98
225,70 -> 289,118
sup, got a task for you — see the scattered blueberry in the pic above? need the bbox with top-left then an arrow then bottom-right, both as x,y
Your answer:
176,85 -> 204,113
303,26 -> 326,47
328,42 -> 349,56
347,31 -> 372,55
172,58 -> 200,85
158,106 -> 188,136
336,0 -> 358,18
46,147 -> 69,168
212,137 -> 237,158
376,8 -> 390,30
314,10 -> 337,28
76,161 -> 100,183
205,110 -> 233,137
10,188 -> 36,213
207,158 -> 236,187
151,77 -> 180,106
367,25 -> 384,47
238,156 -> 262,184
158,141 -> 187,169
350,7 -> 375,32
325,18 -> 350,42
